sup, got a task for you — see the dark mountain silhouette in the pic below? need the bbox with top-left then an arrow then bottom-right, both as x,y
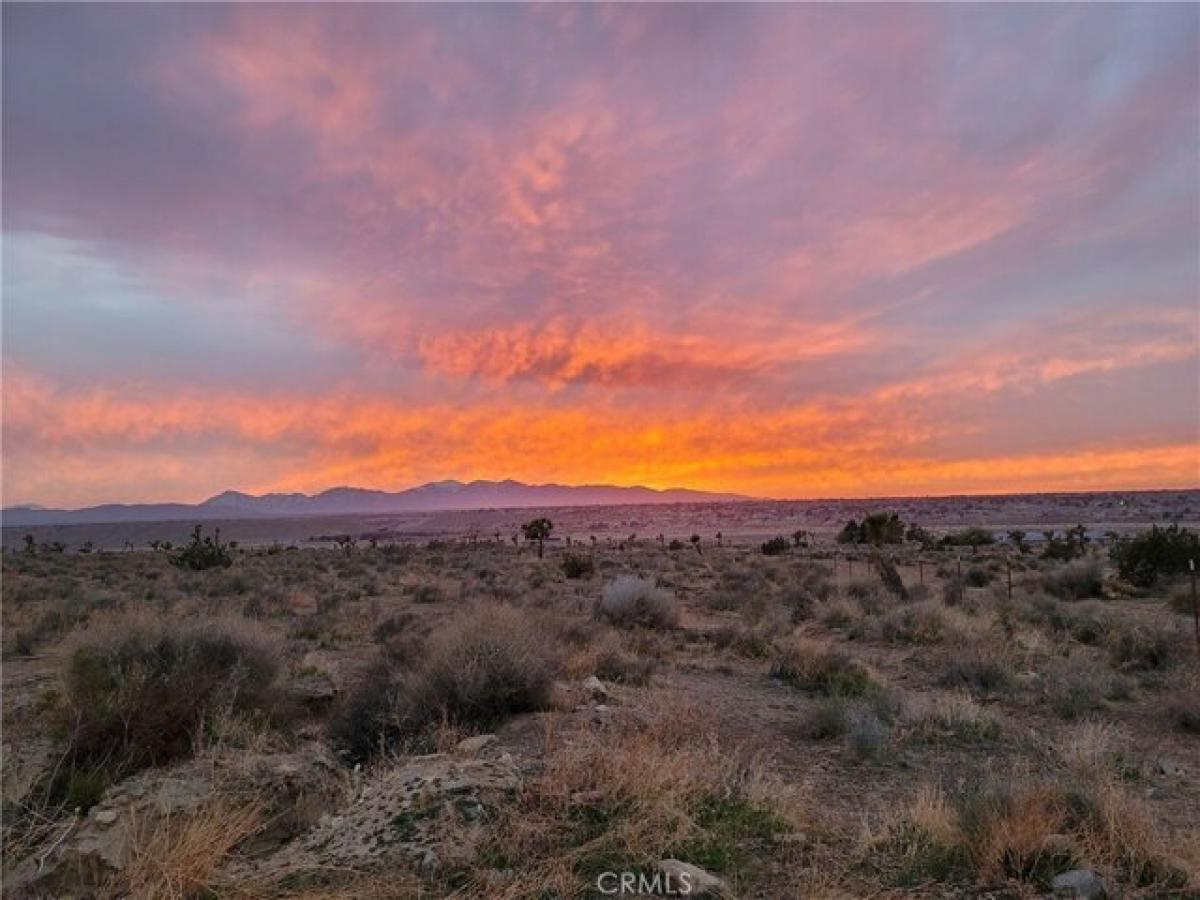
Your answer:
2,480 -> 749,526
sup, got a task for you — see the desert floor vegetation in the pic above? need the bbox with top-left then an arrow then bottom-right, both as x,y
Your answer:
2,523 -> 1198,898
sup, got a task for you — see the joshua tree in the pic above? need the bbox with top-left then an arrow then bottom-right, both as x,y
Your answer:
690,534 -> 702,556
522,517 -> 553,558
1006,529 -> 1030,554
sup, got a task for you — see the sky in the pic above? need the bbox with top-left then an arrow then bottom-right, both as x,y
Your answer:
2,3 -> 1198,508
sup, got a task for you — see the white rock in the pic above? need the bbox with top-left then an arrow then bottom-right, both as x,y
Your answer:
581,675 -> 609,699
91,809 -> 118,826
1051,868 -> 1107,899
454,734 -> 497,757
656,859 -> 728,898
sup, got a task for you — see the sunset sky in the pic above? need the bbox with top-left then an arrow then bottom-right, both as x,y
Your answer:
3,3 -> 1198,508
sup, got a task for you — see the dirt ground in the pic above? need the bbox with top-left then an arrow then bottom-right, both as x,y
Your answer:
2,519 -> 1198,898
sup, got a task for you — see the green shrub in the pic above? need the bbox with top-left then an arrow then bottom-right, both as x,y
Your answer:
60,612 -> 280,777
1110,524 -> 1199,588
839,512 -> 905,546
331,606 -> 559,763
1108,624 -> 1182,672
595,576 -> 678,629
939,647 -> 1012,697
169,525 -> 233,571
561,552 -> 595,580
938,528 -> 995,549
770,637 -> 875,696
1034,560 -> 1103,601
760,536 -> 791,556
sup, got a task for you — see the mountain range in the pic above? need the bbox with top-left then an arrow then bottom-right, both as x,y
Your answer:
2,480 -> 748,527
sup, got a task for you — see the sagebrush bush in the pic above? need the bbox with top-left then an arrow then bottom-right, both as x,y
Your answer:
1110,524 -> 1199,588
331,605 -> 559,762
1033,560 -> 1104,601
561,552 -> 595,580
61,611 -> 281,779
939,645 -> 1012,697
760,536 -> 791,556
770,636 -> 875,696
878,601 -> 950,645
595,576 -> 678,629
1108,624 -> 1182,672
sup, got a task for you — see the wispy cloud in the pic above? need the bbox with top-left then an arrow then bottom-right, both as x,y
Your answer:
2,4 -> 1197,505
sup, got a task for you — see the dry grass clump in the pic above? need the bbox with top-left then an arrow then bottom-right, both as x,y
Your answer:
905,692 -> 1000,744
1031,560 -> 1104,601
330,605 -> 560,763
595,576 -> 679,630
875,771 -> 1193,892
770,636 -> 876,697
711,622 -> 773,659
1166,674 -> 1200,734
876,601 -> 955,645
1107,623 -> 1184,672
112,796 -> 266,900
59,610 -> 282,782
462,703 -> 805,897
1052,721 -> 1132,778
938,642 -> 1013,698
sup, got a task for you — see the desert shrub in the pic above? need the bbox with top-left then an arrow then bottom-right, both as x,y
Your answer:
846,579 -> 885,614
1047,669 -> 1107,720
878,601 -> 949,645
1041,525 -> 1090,562
819,597 -> 860,630
594,647 -> 656,686
327,658 -> 402,764
770,637 -> 874,697
847,707 -> 890,760
940,575 -> 965,606
595,576 -> 678,630
839,512 -> 905,546
409,582 -> 444,604
711,623 -> 771,659
876,555 -> 909,600
331,606 -> 559,763
907,693 -> 1000,744
373,611 -> 417,642
60,612 -> 281,779
1108,624 -> 1182,672
1110,524 -> 1199,588
1033,560 -> 1103,601
963,568 -> 993,588
1166,581 -> 1197,616
170,525 -> 233,571
760,536 -> 791,556
938,528 -> 995,549
881,776 -> 1188,892
561,552 -> 595,580
939,645 -> 1012,698
801,696 -> 852,740
1167,683 -> 1200,734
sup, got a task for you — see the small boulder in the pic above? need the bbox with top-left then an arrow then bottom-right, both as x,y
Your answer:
1051,868 -> 1106,899
454,734 -> 498,758
1156,756 -> 1185,777
581,675 -> 609,700
656,859 -> 729,898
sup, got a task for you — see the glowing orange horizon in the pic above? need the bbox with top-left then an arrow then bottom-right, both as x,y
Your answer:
2,6 -> 1198,508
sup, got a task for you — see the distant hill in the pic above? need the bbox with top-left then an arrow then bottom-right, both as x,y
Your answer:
1,480 -> 749,526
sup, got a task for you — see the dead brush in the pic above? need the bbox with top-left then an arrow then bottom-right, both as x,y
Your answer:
109,795 -> 266,900
461,701 -> 805,898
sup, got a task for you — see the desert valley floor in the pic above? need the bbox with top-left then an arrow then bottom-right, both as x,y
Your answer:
2,491 -> 1198,898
